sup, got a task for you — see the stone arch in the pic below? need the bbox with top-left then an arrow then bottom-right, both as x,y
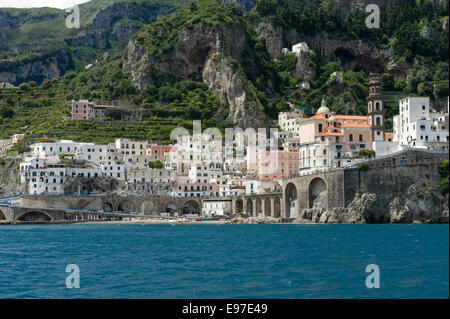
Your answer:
118,199 -> 135,212
308,177 -> 328,209
16,210 -> 53,222
273,197 -> 281,218
264,198 -> 271,217
255,198 -> 262,217
235,198 -> 244,214
246,198 -> 253,216
182,200 -> 200,215
0,208 -> 6,220
103,202 -> 113,212
285,182 -> 298,218
140,200 -> 154,215
165,203 -> 177,214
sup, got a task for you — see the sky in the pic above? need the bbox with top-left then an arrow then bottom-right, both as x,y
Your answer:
0,0 -> 91,9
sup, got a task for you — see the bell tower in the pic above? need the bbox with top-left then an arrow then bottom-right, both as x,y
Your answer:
367,72 -> 385,141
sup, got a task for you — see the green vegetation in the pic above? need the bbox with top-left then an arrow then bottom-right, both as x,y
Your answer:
135,0 -> 245,59
358,163 -> 369,171
149,160 -> 164,168
417,184 -> 434,199
438,160 -> 449,195
7,141 -> 30,154
358,149 -> 376,159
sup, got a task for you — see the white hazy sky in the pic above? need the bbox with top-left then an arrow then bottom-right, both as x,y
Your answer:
0,0 -> 91,9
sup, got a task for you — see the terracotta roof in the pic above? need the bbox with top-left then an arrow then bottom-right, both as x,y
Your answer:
335,115 -> 368,120
316,131 -> 344,136
341,123 -> 371,128
301,114 -> 327,122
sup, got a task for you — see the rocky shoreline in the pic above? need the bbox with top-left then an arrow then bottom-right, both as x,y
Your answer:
294,184 -> 449,224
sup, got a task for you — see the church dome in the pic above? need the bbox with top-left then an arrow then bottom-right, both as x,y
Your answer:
316,99 -> 330,114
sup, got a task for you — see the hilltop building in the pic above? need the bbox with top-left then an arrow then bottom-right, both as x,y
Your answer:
292,42 -> 309,54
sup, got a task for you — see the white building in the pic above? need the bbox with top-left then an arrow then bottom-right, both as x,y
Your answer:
188,163 -> 222,184
31,140 -> 85,158
0,82 -> 14,89
393,97 -> 449,148
127,167 -> 174,195
202,199 -> 232,216
25,160 -> 102,195
292,42 -> 309,54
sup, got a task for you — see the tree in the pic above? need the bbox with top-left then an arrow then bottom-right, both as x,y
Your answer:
149,160 -> 164,169
0,107 -> 14,118
381,73 -> 395,91
417,82 -> 433,97
394,79 -> 407,92
433,82 -> 449,99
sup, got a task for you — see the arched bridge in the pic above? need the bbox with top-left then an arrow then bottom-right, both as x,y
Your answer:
232,193 -> 282,217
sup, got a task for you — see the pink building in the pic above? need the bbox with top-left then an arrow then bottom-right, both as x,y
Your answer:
258,150 -> 299,181
148,144 -> 173,161
71,100 -> 93,120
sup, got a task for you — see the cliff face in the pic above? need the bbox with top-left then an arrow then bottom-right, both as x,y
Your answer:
0,48 -> 73,85
296,186 -> 449,224
203,55 -> 267,128
249,0 -> 447,79
123,23 -> 248,90
123,2 -> 269,128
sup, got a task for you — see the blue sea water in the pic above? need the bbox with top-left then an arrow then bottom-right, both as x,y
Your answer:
0,224 -> 448,299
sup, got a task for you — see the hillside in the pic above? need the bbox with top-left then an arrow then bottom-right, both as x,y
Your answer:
0,0 -> 448,146
0,0 -> 257,85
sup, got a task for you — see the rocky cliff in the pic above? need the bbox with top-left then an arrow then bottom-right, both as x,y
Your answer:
0,47 -> 73,85
249,0 -> 448,79
123,1 -> 269,128
296,185 -> 449,224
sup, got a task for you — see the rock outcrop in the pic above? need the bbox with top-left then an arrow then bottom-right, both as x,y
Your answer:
0,48 -> 73,86
123,5 -> 269,128
295,184 -> 448,224
389,184 -> 449,223
202,54 -> 266,128
63,177 -> 120,195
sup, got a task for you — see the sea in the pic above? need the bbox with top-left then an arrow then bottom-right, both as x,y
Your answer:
0,224 -> 448,299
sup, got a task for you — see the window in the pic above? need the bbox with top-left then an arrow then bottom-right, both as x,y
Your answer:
422,105 -> 426,110
359,134 -> 363,142
349,134 -> 353,142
